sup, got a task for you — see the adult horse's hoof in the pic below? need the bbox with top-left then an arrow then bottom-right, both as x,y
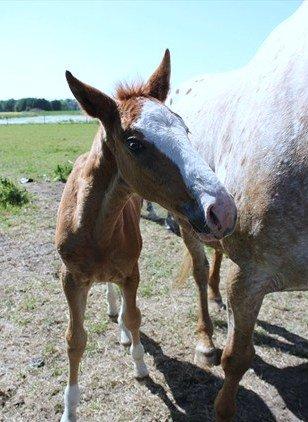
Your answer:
209,297 -> 226,311
194,343 -> 221,367
108,312 -> 118,322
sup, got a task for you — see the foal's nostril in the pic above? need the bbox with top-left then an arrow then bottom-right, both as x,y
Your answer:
208,206 -> 222,231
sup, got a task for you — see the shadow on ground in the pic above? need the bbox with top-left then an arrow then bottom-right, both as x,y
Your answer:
139,319 -> 308,421
252,320 -> 308,421
140,333 -> 274,421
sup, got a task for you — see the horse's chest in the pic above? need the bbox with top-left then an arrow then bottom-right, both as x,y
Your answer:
93,229 -> 142,284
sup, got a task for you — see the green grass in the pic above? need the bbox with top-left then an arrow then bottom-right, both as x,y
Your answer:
0,177 -> 31,226
53,162 -> 73,182
0,123 -> 97,180
0,110 -> 81,120
0,177 -> 29,207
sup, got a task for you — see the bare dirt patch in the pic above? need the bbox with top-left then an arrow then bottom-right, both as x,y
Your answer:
0,182 -> 307,421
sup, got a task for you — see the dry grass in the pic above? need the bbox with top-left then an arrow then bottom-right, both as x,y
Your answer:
0,182 -> 307,422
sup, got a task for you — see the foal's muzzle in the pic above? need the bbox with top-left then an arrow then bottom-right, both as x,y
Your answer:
184,194 -> 237,241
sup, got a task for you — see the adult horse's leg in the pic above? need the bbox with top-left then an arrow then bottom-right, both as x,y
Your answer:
61,267 -> 91,422
181,228 -> 219,366
106,283 -> 118,318
165,212 -> 181,236
215,262 -> 266,421
121,266 -> 149,378
208,249 -> 224,308
145,201 -> 159,221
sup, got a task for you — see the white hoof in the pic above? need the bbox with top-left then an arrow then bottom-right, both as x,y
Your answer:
61,384 -> 80,422
120,327 -> 132,346
60,410 -> 77,422
134,361 -> 149,379
131,343 -> 149,378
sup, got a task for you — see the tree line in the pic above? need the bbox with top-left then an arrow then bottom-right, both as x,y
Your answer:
0,98 -> 79,112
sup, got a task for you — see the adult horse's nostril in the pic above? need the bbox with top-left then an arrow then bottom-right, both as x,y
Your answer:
208,205 -> 222,231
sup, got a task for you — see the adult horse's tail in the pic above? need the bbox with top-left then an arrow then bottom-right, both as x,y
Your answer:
174,246 -> 192,286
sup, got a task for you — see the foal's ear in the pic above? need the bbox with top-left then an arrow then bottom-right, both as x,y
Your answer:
65,71 -> 121,134
145,49 -> 171,102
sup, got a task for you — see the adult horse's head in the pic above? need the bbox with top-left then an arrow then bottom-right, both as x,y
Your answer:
65,50 -> 237,241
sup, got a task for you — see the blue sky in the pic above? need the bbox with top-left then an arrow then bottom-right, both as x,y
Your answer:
0,0 -> 301,100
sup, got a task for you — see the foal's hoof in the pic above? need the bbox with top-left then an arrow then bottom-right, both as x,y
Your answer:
194,344 -> 221,367
134,362 -> 149,379
120,329 -> 132,347
60,411 -> 77,422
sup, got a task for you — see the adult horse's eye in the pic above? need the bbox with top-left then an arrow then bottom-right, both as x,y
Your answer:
126,137 -> 143,153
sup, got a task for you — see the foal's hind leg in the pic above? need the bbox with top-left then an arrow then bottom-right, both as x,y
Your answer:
106,283 -> 118,318
181,229 -> 219,367
61,268 -> 91,422
105,283 -> 131,344
121,266 -> 148,378
118,290 -> 132,346
208,249 -> 225,309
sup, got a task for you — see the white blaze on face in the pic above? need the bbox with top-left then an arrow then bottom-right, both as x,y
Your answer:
133,99 -> 225,206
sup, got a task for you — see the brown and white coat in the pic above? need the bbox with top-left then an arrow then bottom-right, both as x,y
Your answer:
55,51 -> 236,421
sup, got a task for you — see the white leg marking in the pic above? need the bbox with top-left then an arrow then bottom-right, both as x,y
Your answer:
195,341 -> 216,356
60,384 -> 80,422
118,296 -> 132,346
131,343 -> 149,378
106,283 -> 118,317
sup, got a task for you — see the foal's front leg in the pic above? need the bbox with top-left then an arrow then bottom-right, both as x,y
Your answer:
61,268 -> 91,422
121,266 -> 149,378
181,228 -> 219,366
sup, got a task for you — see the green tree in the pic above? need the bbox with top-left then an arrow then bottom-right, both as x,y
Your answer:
51,100 -> 62,111
4,99 -> 16,112
15,98 -> 27,112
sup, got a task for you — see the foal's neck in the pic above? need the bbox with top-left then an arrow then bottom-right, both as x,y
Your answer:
80,131 -> 131,247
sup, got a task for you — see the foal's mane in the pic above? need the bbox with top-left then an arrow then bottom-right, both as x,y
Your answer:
115,81 -> 150,101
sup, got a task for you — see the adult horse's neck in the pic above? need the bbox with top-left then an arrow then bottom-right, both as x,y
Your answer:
76,128 -> 131,248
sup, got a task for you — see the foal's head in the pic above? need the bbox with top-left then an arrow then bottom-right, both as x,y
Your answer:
66,50 -> 236,241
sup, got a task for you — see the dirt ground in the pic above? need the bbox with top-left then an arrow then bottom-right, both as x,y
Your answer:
0,182 -> 307,422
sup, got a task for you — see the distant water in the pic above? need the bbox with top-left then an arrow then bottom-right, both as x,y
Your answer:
0,114 -> 92,125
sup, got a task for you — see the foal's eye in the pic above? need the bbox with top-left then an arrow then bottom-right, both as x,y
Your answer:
126,137 -> 143,153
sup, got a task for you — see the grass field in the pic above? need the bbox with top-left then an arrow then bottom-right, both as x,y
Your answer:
0,123 -> 97,181
0,123 -> 307,421
0,110 -> 81,120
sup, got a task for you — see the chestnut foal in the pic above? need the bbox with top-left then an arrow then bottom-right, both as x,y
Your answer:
55,50 -> 237,421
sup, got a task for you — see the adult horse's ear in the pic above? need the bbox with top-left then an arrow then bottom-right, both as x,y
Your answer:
145,49 -> 171,102
65,71 -> 121,135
